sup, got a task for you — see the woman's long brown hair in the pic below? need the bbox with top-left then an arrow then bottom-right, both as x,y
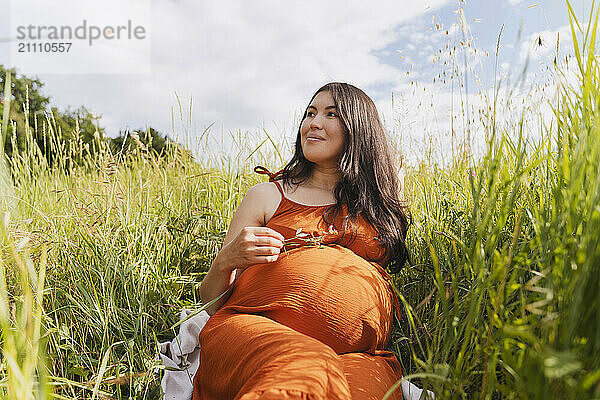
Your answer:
279,82 -> 411,273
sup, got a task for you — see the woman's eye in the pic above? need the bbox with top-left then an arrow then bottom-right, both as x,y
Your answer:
304,111 -> 337,118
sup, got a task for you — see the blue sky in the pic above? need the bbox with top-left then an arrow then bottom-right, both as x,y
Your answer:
384,0 -> 585,85
0,0 -> 591,163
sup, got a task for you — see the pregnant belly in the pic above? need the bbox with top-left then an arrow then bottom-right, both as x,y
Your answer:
223,245 -> 393,353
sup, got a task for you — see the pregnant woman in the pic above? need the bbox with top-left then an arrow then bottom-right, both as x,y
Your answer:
193,82 -> 411,399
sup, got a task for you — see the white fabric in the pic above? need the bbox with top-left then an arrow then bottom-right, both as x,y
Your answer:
159,309 -> 210,400
401,379 -> 435,399
159,309 -> 434,400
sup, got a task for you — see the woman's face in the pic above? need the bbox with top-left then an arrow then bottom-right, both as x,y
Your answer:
300,91 -> 346,168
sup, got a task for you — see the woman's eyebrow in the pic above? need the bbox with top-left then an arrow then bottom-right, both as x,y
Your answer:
307,105 -> 337,110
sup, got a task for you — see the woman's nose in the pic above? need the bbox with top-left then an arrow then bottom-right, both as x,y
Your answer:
310,114 -> 323,129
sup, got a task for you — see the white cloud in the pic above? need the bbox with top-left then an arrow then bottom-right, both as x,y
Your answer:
383,78 -> 561,166
6,0 -> 452,156
9,0 -> 151,74
519,24 -> 574,65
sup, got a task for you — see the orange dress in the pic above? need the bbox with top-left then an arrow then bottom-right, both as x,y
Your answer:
192,167 -> 403,400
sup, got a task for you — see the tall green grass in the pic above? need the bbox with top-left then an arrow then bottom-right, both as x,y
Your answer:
0,1 -> 598,399
1,61 -> 49,400
389,3 -> 600,399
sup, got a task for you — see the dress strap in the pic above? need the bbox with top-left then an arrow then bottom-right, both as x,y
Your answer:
254,165 -> 283,182
272,180 -> 285,197
254,165 -> 285,197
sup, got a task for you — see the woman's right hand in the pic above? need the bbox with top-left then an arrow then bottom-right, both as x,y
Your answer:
215,226 -> 285,276
202,227 -> 284,315
199,182 -> 284,315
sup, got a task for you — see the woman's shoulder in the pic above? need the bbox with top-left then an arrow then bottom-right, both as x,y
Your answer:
247,181 -> 281,198
245,181 -> 283,225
